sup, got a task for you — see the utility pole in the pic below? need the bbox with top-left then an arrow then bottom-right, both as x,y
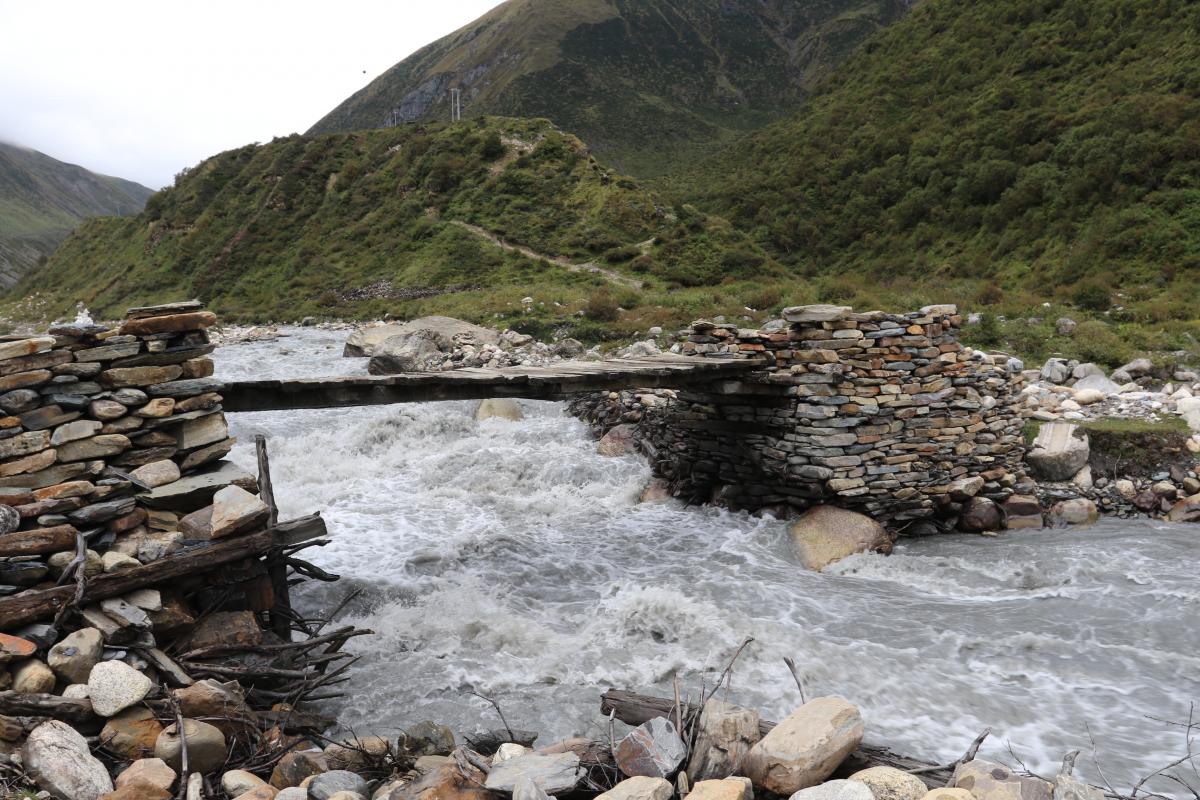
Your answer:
450,88 -> 461,122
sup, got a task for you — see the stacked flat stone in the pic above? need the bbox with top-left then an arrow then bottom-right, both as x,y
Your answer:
0,300 -> 243,594
574,304 -> 1029,529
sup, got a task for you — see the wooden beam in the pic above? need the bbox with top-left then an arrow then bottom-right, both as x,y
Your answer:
221,356 -> 765,412
0,515 -> 325,630
0,691 -> 94,723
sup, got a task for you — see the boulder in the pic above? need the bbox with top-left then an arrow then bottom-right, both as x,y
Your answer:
484,752 -> 582,794
598,424 -> 639,456
156,719 -> 227,774
24,719 -> 114,800
615,717 -> 687,778
222,769 -> 269,796
369,330 -> 443,374
277,790 -> 310,800
131,459 -> 182,488
12,658 -> 55,693
687,699 -> 760,780
232,788 -> 279,800
1070,374 -> 1121,396
947,476 -> 984,501
957,497 -> 1002,533
1049,498 -> 1098,527
47,626 -> 104,684
209,485 -> 270,538
325,735 -> 391,771
512,776 -> 552,800
849,766 -> 928,800
270,749 -> 328,788
1070,389 -> 1106,406
345,317 -> 500,358
1167,493 -> 1200,523
476,398 -> 523,422
789,506 -> 892,571
952,759 -> 1051,800
100,707 -> 164,759
1052,774 -> 1104,800
790,780 -> 875,800
598,776 -> 675,800
1026,423 -> 1089,482
175,678 -> 258,739
310,770 -> 371,800
1055,318 -> 1077,336
1112,358 -> 1154,383
782,305 -> 853,323
88,660 -> 154,716
1002,495 -> 1043,530
1040,359 -> 1070,385
741,697 -> 864,795
688,779 -> 754,800
400,720 -> 456,758
115,758 -> 177,792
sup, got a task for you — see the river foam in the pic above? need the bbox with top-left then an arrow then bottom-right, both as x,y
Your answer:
215,327 -> 1200,794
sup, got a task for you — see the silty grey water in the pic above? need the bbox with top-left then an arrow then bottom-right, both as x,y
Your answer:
215,327 -> 1199,794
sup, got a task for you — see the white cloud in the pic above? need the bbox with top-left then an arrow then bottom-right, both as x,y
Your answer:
0,0 -> 504,188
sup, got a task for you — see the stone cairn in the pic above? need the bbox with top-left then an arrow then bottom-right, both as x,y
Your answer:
0,301 -> 369,800
574,304 -> 1030,531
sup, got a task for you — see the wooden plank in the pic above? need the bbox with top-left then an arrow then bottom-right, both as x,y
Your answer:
0,515 -> 324,630
222,356 -> 765,412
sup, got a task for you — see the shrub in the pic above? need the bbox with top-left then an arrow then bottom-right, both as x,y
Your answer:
1073,282 -> 1111,311
584,290 -> 620,321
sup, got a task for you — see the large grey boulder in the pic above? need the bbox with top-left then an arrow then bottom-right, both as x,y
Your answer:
1026,423 -> 1089,482
1071,374 -> 1121,396
368,330 -> 443,374
485,752 -> 583,794
345,316 -> 500,358
741,697 -> 864,795
24,720 -> 114,800
789,506 -> 892,571
1040,358 -> 1071,385
1111,357 -> 1154,384
952,759 -> 1052,800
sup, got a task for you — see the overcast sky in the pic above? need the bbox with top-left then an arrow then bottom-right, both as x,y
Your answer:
0,0 -> 505,189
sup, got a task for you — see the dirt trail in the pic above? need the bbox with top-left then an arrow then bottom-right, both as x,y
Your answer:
447,220 -> 643,289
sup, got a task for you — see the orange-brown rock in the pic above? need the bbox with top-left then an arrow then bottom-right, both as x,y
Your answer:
270,749 -> 328,788
381,759 -> 501,800
100,707 -> 164,760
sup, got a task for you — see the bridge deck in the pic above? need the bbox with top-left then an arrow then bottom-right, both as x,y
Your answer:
221,355 -> 764,412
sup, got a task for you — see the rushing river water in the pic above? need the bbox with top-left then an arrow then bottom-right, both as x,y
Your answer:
214,328 -> 1199,794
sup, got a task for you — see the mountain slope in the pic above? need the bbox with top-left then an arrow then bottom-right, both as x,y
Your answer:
686,0 -> 1200,330
309,0 -> 911,177
0,142 -> 153,287
16,118 -> 777,330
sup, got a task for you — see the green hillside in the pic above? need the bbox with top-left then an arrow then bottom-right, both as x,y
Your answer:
16,118 -> 780,335
0,142 -> 152,287
309,0 -> 910,177
686,0 -> 1200,342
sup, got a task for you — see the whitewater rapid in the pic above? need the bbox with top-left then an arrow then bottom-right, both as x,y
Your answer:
215,328 -> 1199,793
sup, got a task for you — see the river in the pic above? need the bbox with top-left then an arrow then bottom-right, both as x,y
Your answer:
214,327 -> 1199,795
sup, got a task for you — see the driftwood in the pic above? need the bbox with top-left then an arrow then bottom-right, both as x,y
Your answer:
0,515 -> 326,630
256,435 -> 292,640
601,689 -> 956,788
0,524 -> 77,557
0,691 -> 94,723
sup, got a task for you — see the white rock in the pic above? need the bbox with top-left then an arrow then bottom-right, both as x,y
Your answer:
88,659 -> 154,716
789,779 -> 875,800
23,719 -> 114,800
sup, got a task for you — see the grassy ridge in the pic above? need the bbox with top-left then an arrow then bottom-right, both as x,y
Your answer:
15,118 -> 782,337
684,0 -> 1200,350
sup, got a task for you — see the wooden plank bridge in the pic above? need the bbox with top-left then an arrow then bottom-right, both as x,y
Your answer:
221,355 -> 765,412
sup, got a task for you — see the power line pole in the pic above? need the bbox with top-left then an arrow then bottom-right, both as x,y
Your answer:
450,88 -> 461,122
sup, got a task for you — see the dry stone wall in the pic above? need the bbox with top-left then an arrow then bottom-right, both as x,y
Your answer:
575,304 -> 1029,530
0,301 -> 243,586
